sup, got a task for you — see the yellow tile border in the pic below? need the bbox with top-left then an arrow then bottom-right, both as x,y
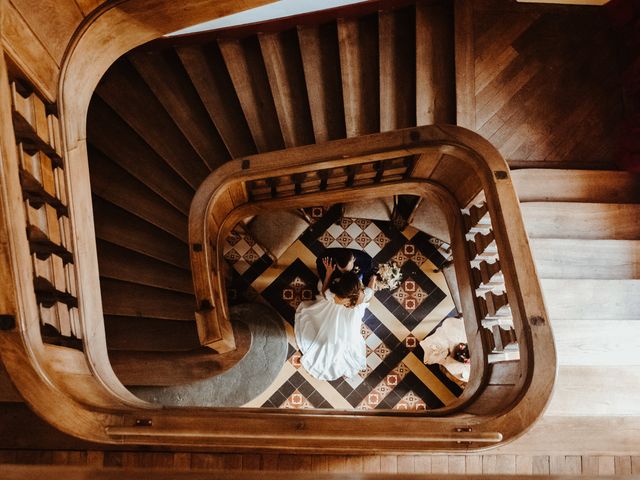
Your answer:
403,352 -> 458,406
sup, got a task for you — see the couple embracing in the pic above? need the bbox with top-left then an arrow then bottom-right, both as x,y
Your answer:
294,248 -> 378,381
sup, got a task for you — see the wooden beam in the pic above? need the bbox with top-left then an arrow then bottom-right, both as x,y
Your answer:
217,37 -> 284,153
453,0 -> 475,128
95,59 -> 210,189
296,23 -> 345,143
96,240 -> 193,294
88,147 -> 188,242
128,48 -> 231,170
87,97 -> 193,215
258,30 -> 314,148
92,196 -> 190,269
337,15 -> 380,137
379,7 -> 415,131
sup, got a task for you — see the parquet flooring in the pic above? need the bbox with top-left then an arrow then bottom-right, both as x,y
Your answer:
1,450 -> 639,475
471,0 -> 623,165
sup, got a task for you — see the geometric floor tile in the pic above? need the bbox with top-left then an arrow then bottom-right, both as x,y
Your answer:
232,206 -> 464,411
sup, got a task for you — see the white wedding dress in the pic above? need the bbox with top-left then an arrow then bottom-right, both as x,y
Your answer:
294,287 -> 374,381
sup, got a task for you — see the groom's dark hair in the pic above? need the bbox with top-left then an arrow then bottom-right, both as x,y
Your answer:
334,250 -> 355,269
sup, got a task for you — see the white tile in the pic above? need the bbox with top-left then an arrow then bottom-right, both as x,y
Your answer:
364,222 -> 381,238
346,222 -> 363,239
365,331 -> 382,349
327,223 -> 344,238
344,373 -> 364,389
364,241 -> 381,258
366,352 -> 383,370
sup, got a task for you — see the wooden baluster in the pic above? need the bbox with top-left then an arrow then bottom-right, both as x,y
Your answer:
492,324 -> 518,352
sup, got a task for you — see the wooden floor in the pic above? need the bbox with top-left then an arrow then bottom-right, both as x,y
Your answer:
471,0 -> 623,166
1,450 -> 639,476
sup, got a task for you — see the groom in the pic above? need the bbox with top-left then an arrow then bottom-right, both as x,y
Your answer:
316,248 -> 374,286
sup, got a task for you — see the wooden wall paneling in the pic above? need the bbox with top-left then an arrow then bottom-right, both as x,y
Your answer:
128,49 -> 231,170
218,37 -> 284,153
88,147 -> 188,242
104,315 -> 199,352
296,23 -> 346,143
87,97 -> 193,214
416,1 -> 454,125
96,240 -> 193,294
9,0 -> 82,65
521,202 -> 640,240
453,0 -> 475,128
95,59 -> 210,189
378,7 -> 415,132
1,3 -> 59,101
91,196 -> 190,269
99,278 -> 194,321
176,43 -> 256,159
337,14 -> 380,137
259,30 -> 314,148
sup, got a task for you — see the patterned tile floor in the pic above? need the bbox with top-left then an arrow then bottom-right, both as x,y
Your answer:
225,206 -> 463,411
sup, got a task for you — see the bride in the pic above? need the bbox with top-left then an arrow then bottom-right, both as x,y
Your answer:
295,258 -> 377,381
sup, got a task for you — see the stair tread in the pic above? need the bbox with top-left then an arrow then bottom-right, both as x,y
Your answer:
531,238 -> 640,279
512,168 -> 640,203
547,365 -> 640,416
521,202 -> 640,240
551,319 -> 640,366
541,278 -> 640,320
494,415 -> 640,454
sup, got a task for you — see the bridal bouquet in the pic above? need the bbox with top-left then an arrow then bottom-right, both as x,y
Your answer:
375,262 -> 402,290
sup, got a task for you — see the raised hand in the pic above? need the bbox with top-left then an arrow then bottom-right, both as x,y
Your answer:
322,257 -> 335,278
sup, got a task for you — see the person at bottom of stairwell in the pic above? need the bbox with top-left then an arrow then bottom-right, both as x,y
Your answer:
295,262 -> 377,381
315,248 -> 374,287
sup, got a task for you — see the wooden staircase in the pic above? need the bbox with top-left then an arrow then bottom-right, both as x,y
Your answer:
494,168 -> 640,453
86,0 -> 456,375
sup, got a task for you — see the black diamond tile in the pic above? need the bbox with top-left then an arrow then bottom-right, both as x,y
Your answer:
261,258 -> 319,324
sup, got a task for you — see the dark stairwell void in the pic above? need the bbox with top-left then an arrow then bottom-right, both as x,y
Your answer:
86,1 -> 457,408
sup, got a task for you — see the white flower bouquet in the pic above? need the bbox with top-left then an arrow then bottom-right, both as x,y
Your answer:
375,262 -> 402,290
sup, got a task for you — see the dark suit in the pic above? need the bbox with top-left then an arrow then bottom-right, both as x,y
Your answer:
316,248 -> 373,285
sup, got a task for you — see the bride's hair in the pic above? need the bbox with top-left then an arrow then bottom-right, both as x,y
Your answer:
329,272 -> 363,308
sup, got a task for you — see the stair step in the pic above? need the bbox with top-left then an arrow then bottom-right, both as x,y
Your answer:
546,366 -> 640,416
531,238 -> 640,279
542,279 -> 640,320
512,169 -> 640,203
92,196 -> 190,269
100,278 -> 195,321
89,147 -> 188,242
97,240 -> 194,294
494,415 -> 640,454
552,319 -> 640,366
105,315 -> 200,351
521,202 -> 640,240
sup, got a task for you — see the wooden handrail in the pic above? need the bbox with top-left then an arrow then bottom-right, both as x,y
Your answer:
0,0 -> 555,449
